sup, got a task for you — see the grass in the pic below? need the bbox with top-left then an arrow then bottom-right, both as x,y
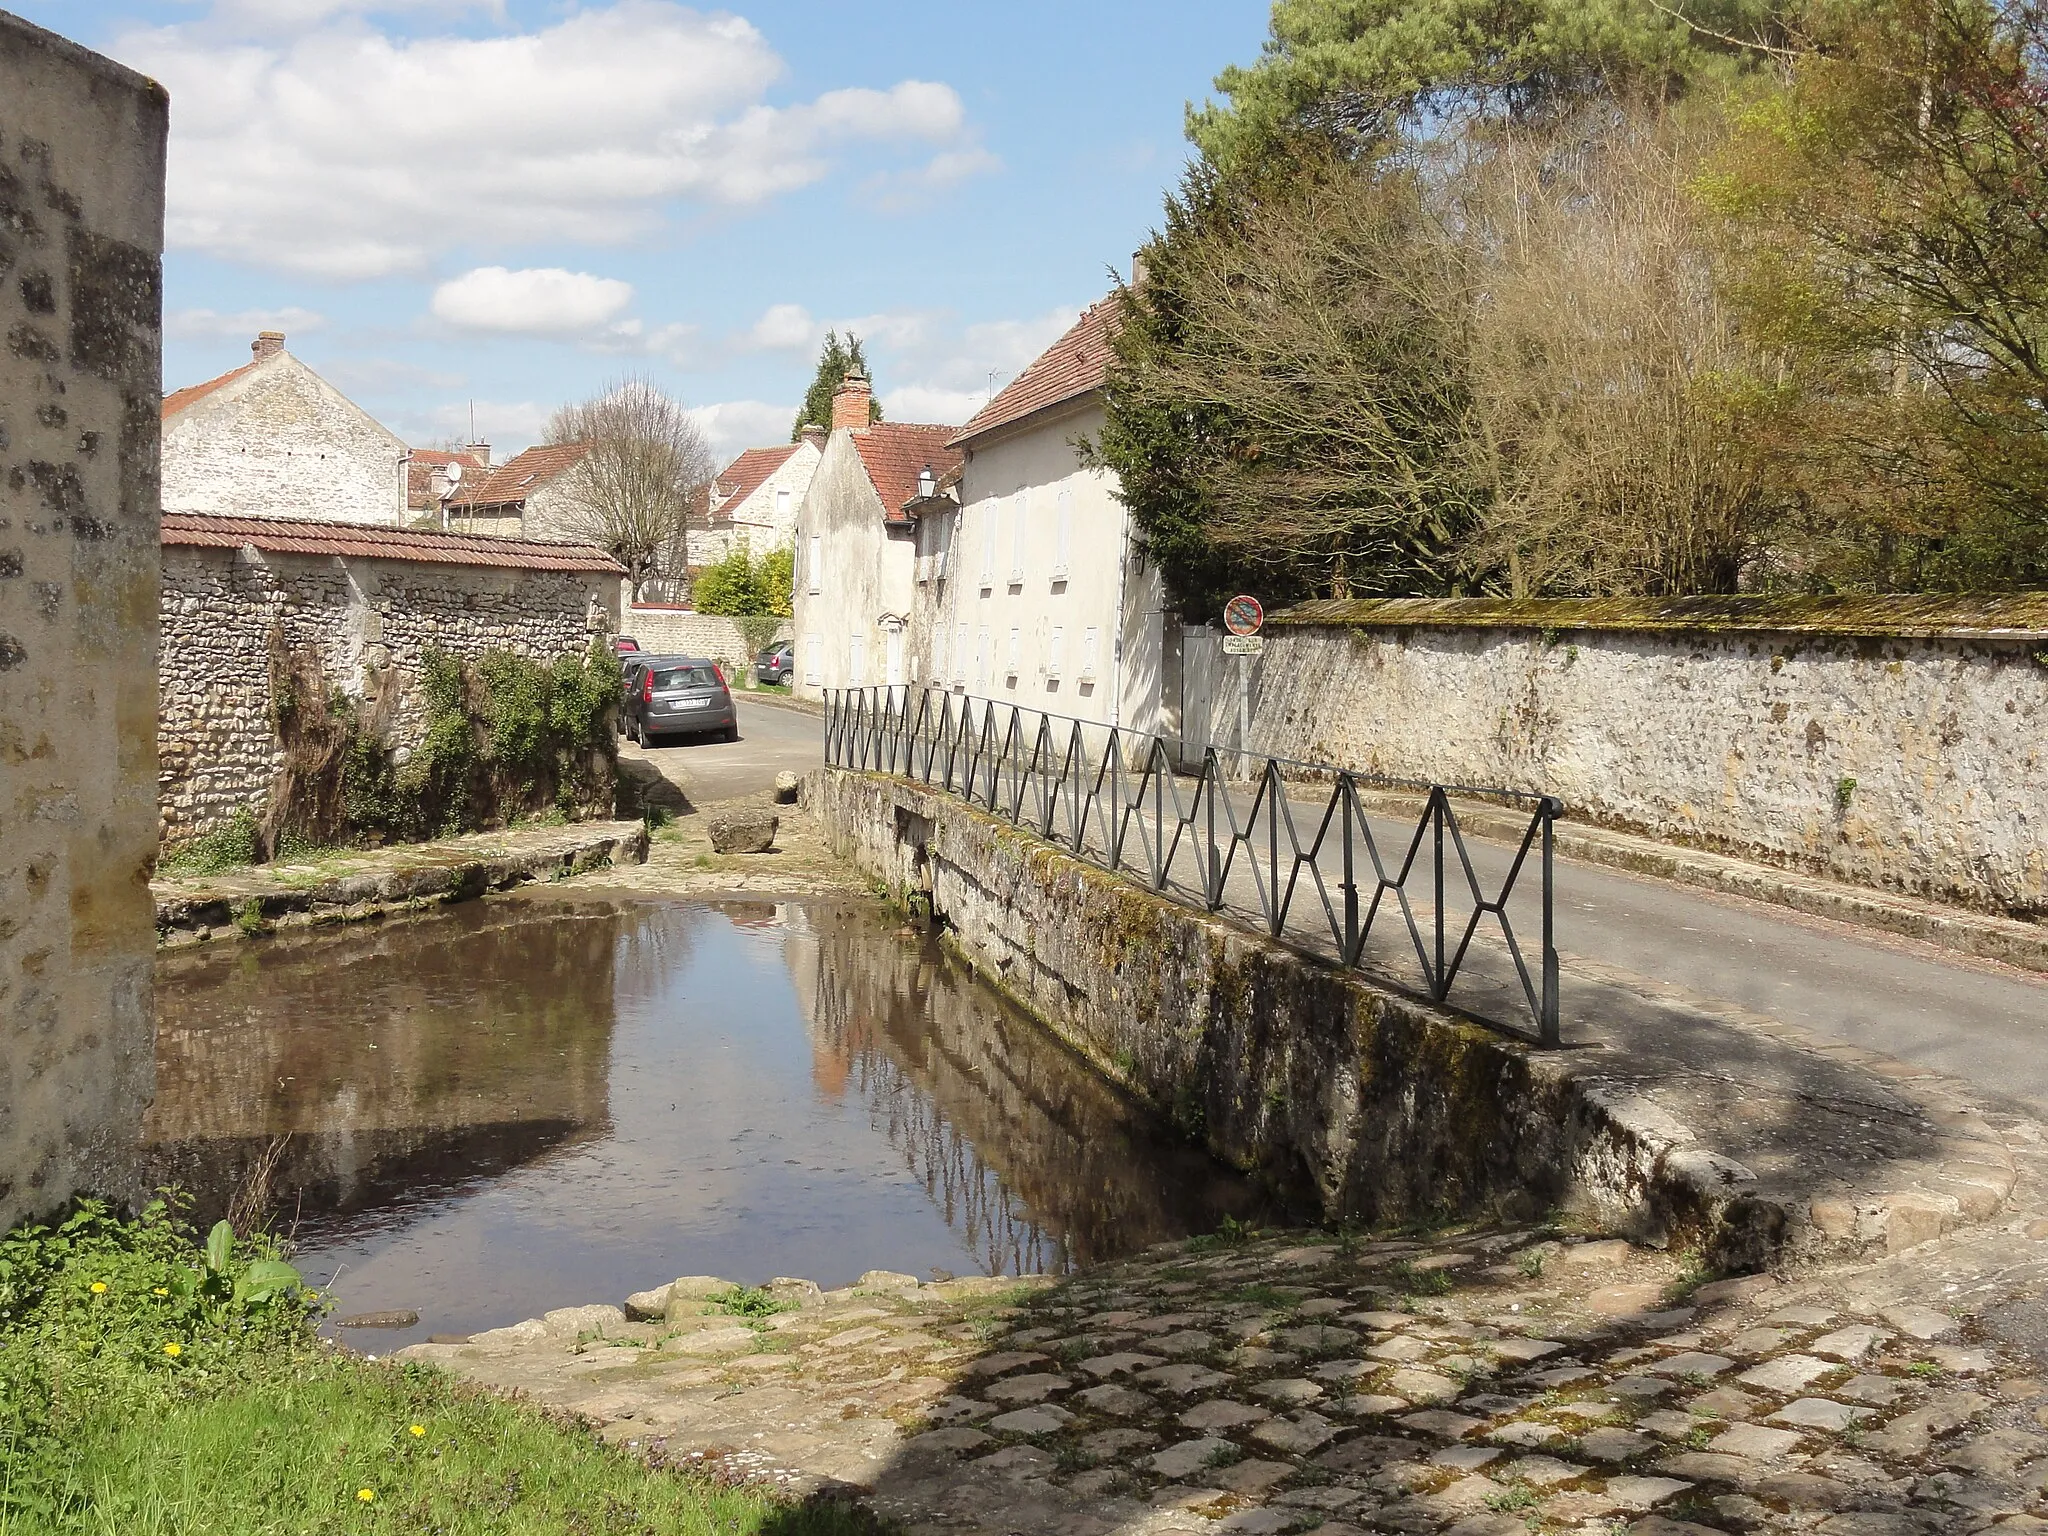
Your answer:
0,1201 -> 888,1536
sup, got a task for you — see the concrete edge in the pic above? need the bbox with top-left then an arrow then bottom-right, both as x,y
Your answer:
152,824 -> 650,947
739,689 -> 824,718
1349,788 -> 2048,977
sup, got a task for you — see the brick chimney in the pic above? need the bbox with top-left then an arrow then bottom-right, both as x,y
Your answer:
252,331 -> 286,362
830,372 -> 872,433
464,440 -> 492,468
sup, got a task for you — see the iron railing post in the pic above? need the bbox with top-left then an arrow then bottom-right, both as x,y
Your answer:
1542,797 -> 1560,1048
1432,788 -> 1447,1000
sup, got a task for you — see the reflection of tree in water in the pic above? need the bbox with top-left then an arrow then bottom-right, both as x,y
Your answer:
794,905 -> 1276,1273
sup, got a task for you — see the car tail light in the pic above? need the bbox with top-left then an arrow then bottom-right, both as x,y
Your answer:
642,672 -> 654,703
713,664 -> 725,685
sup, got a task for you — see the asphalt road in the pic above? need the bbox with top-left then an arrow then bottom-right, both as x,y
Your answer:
621,694 -> 823,806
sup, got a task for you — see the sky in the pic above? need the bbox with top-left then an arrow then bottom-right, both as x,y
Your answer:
18,0 -> 1269,465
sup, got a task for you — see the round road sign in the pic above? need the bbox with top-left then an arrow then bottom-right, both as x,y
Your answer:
1223,594 -> 1264,636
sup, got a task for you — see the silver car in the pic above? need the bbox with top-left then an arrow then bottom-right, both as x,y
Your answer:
627,656 -> 737,745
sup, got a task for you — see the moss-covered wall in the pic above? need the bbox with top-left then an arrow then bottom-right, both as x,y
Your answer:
1238,605 -> 2048,920
812,769 -> 1786,1268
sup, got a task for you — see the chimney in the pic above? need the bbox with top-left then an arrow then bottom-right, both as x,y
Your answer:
465,440 -> 492,469
252,331 -> 286,362
1130,250 -> 1150,291
830,371 -> 872,433
800,425 -> 827,451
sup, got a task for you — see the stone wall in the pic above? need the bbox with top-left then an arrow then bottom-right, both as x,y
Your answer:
622,605 -> 790,680
159,544 -> 621,842
809,768 -> 1789,1267
1233,597 -> 2048,923
0,14 -> 167,1225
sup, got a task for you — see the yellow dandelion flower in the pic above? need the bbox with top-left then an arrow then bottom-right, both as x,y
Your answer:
152,1287 -> 169,1297
356,1489 -> 375,1503
408,1425 -> 425,1437
162,1342 -> 183,1358
90,1282 -> 107,1294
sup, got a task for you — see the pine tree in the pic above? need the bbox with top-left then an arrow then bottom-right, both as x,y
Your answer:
791,331 -> 882,440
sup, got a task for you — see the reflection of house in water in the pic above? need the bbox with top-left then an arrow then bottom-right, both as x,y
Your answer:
784,904 -> 1273,1274
148,904 -> 621,1228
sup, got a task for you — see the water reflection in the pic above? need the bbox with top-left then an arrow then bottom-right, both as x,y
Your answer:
148,898 -> 1276,1345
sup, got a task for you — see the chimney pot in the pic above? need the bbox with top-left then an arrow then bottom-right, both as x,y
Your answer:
830,371 -> 872,433
252,331 -> 286,362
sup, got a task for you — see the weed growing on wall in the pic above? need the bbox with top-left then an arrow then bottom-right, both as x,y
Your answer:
156,806 -> 261,877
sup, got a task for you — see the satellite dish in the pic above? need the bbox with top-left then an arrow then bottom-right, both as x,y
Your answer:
445,461 -> 463,485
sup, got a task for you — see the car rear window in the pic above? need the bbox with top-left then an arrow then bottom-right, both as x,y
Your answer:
652,666 -> 720,690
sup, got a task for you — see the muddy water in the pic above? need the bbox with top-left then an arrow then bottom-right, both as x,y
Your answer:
148,898 -> 1278,1348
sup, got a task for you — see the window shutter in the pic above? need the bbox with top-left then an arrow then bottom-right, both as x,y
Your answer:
1055,488 -> 1071,578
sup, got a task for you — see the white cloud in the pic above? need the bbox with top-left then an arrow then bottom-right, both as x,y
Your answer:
195,0 -> 506,32
746,303 -> 817,352
689,399 -> 795,465
431,267 -> 636,336
861,144 -> 1003,211
401,397 -> 552,455
119,1 -> 989,279
166,304 -> 326,338
877,385 -> 984,426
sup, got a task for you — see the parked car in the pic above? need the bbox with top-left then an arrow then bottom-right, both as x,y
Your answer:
755,641 -> 794,687
611,635 -> 641,655
624,655 -> 736,746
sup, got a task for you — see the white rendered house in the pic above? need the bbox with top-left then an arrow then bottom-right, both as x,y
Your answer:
697,430 -> 824,564
925,299 -> 1166,733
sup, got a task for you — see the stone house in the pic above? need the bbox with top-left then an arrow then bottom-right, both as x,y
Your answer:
790,374 -> 961,698
695,429 -> 825,564
406,445 -> 490,527
162,332 -> 413,524
443,443 -> 592,540
158,513 -> 624,843
920,298 -> 1167,730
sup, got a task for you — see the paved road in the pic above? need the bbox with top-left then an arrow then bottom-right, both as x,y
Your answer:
621,694 -> 823,806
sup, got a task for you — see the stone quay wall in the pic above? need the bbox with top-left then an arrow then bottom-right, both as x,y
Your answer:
1234,596 -> 2048,924
622,604 -> 790,681
159,544 -> 620,843
810,768 -> 1787,1270
0,14 -> 167,1225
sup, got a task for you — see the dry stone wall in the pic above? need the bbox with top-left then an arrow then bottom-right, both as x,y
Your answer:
1232,601 -> 2048,923
0,13 -> 167,1225
159,544 -> 619,842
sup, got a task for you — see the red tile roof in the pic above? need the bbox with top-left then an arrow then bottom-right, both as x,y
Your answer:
950,299 -> 1118,448
447,443 -> 592,508
846,423 -> 963,524
161,511 -> 626,575
710,443 -> 802,521
162,361 -> 257,421
406,448 -> 487,513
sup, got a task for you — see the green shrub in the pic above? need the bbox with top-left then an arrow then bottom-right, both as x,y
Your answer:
156,806 -> 261,877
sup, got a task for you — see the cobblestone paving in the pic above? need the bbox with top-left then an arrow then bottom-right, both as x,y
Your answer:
398,1223 -> 2048,1535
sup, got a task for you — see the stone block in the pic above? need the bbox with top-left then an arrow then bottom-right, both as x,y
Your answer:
774,770 -> 800,803
542,1304 -> 626,1338
709,808 -> 779,853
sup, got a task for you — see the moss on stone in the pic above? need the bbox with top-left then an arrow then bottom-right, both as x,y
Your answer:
1273,592 -> 2048,641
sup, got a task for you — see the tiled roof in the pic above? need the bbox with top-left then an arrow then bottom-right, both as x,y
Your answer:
950,299 -> 1118,447
710,443 -> 802,521
162,361 -> 257,421
406,449 -> 487,512
447,443 -> 591,508
849,423 -> 963,524
161,511 -> 626,574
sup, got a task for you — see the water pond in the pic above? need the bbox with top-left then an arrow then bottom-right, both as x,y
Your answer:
148,897 -> 1279,1348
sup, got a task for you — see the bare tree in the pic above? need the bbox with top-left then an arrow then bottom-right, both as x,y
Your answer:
544,377 -> 715,602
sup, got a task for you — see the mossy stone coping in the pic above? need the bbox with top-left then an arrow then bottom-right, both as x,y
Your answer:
1271,593 -> 2048,641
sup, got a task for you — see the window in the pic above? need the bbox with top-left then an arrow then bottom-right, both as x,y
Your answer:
1053,488 -> 1072,580
954,624 -> 968,685
804,636 -> 822,686
651,665 -> 720,690
775,487 -> 792,525
1009,490 -> 1027,582
975,627 -> 988,688
807,535 -> 822,594
849,633 -> 866,687
980,505 -> 997,587
1047,626 -> 1065,679
931,624 -> 947,685
1006,626 -> 1020,679
1081,627 -> 1099,680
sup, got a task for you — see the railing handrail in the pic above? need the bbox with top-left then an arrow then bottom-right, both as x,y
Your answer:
823,685 -> 1563,1045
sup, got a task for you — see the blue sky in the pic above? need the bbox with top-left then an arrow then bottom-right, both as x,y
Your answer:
18,0 -> 1268,464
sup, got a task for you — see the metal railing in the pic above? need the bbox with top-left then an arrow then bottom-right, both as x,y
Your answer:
823,687 -> 1564,1046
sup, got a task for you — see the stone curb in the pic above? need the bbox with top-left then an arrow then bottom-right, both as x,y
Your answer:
1353,788 -> 2048,976
736,689 -> 824,718
152,823 -> 650,947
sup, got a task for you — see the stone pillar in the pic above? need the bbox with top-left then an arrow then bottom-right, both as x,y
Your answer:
0,12 -> 168,1226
